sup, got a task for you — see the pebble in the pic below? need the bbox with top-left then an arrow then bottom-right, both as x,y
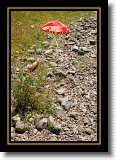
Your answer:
33,129 -> 38,134
48,116 -> 54,124
84,117 -> 90,125
51,124 -> 61,135
61,97 -> 72,110
11,133 -> 15,139
56,88 -> 66,95
35,118 -> 48,130
72,45 -> 79,51
89,39 -> 96,45
29,117 -> 34,123
45,49 -> 52,54
12,114 -> 21,123
15,121 -> 28,133
42,41 -> 49,46
85,128 -> 92,135
50,136 -> 58,141
11,127 -> 15,133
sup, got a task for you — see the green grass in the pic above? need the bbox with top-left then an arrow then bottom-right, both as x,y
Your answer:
11,11 -> 94,54
12,65 -> 54,119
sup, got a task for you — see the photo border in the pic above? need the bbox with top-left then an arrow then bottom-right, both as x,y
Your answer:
7,7 -> 101,146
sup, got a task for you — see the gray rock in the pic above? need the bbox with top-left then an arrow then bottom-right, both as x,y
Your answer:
80,47 -> 89,52
84,117 -> 90,125
56,49 -> 63,53
56,88 -> 66,95
89,39 -> 96,45
11,133 -> 15,139
33,129 -> 38,134
72,45 -> 79,51
29,117 -> 34,123
85,128 -> 92,135
15,121 -> 28,133
35,118 -> 48,130
36,48 -> 42,54
51,124 -> 61,135
27,57 -> 35,62
91,30 -> 97,34
42,41 -> 49,46
49,62 -> 57,67
48,116 -> 54,124
61,97 -> 72,110
50,136 -> 58,141
69,111 -> 78,119
12,114 -> 21,123
54,70 -> 66,78
67,70 -> 76,76
11,127 -> 15,133
45,49 -> 52,54
68,42 -> 75,45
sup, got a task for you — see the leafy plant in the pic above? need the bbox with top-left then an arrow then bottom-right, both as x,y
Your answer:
13,71 -> 54,119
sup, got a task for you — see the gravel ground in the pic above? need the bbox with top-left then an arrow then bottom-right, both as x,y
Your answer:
11,13 -> 97,142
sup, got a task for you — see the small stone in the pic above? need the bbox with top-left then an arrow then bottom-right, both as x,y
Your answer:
11,133 -> 15,139
61,97 -> 72,110
12,114 -> 21,123
48,116 -> 54,124
84,117 -> 90,125
29,117 -> 34,123
78,50 -> 85,55
11,127 -> 15,133
50,62 -> 57,67
80,47 -> 89,52
45,49 -> 52,54
51,124 -> 61,135
54,70 -> 66,78
15,121 -> 28,133
42,41 -> 49,46
56,88 -> 65,95
67,70 -> 76,76
56,49 -> 63,53
69,111 -> 78,119
16,50 -> 20,54
36,48 -> 42,54
90,53 -> 96,58
33,129 -> 38,134
31,25 -> 34,29
16,67 -> 20,72
89,39 -> 96,45
27,49 -> 35,54
68,42 -> 75,45
91,30 -> 97,34
50,136 -> 58,141
35,118 -> 48,130
85,128 -> 92,135
27,57 -> 35,62
72,45 -> 79,51
65,35 -> 70,40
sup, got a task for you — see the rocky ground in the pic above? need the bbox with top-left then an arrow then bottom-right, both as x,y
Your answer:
11,14 -> 97,141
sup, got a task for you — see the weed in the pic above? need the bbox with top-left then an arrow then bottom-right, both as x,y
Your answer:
13,66 -> 54,119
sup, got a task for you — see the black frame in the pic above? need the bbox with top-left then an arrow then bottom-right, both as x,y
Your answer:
0,0 -> 108,152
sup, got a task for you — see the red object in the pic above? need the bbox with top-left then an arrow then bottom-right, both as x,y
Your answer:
23,58 -> 40,74
40,21 -> 70,34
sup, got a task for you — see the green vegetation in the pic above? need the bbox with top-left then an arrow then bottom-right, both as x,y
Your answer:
13,65 -> 54,118
11,11 -> 94,54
